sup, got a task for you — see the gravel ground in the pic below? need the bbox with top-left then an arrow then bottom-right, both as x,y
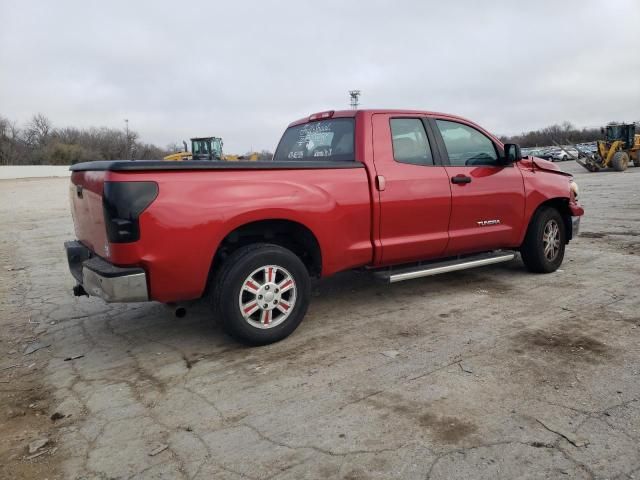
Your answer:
1,162 -> 639,479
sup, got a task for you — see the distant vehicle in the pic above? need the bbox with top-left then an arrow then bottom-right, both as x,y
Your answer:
551,147 -> 579,162
164,137 -> 259,162
65,108 -> 583,345
576,142 -> 597,153
577,123 -> 640,172
536,149 -> 555,161
164,136 -> 224,161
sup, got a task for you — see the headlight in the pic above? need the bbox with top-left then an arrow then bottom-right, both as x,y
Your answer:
570,180 -> 579,200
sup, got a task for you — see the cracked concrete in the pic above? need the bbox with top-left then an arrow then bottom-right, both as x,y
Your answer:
1,162 -> 639,479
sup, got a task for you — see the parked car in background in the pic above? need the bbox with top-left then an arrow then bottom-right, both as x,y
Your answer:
552,147 -> 580,162
576,142 -> 598,154
535,148 -> 555,161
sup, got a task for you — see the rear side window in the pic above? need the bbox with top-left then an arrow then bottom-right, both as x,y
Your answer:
390,118 -> 434,166
273,118 -> 355,161
436,120 -> 498,166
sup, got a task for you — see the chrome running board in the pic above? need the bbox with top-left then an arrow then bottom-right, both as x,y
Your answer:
374,251 -> 516,284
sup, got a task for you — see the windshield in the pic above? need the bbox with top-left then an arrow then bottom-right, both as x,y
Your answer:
273,118 -> 355,161
606,125 -> 624,141
192,139 -> 222,158
192,140 -> 212,155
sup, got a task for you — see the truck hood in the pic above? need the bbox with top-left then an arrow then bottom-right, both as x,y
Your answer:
529,156 -> 573,177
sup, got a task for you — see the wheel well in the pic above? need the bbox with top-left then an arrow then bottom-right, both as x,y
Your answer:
212,219 -> 322,278
531,198 -> 573,242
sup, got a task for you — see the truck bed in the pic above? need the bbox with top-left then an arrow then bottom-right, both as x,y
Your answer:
68,159 -> 373,302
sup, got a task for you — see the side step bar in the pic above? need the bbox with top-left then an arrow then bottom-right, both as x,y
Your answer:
374,251 -> 516,283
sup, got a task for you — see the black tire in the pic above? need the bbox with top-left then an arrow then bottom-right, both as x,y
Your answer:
634,154 -> 640,167
520,207 -> 566,273
611,151 -> 629,171
210,243 -> 311,345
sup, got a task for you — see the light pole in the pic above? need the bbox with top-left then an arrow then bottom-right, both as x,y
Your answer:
124,119 -> 130,160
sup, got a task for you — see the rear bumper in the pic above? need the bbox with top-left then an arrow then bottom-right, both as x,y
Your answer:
64,240 -> 149,302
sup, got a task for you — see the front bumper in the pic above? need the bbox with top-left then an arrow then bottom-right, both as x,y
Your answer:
64,240 -> 149,303
571,216 -> 581,237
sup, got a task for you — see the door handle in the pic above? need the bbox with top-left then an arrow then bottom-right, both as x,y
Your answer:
451,175 -> 472,184
375,175 -> 386,191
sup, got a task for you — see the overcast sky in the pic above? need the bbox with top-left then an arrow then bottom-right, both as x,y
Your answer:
1,0 -> 639,153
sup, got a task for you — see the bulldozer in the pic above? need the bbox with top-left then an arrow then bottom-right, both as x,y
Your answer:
577,123 -> 640,172
164,137 -> 224,161
163,136 -> 259,162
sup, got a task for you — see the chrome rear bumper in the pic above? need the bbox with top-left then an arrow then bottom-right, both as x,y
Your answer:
64,240 -> 149,303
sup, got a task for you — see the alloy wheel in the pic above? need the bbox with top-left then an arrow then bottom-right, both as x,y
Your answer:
543,219 -> 560,261
238,265 -> 297,329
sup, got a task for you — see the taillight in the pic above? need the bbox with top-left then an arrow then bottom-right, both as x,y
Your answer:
102,181 -> 158,243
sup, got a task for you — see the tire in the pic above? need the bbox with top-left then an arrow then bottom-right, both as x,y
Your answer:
611,151 -> 629,171
634,154 -> 640,167
520,207 -> 566,273
210,243 -> 311,345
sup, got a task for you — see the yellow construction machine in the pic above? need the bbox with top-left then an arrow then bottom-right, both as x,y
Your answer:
578,123 -> 640,172
163,137 -> 258,162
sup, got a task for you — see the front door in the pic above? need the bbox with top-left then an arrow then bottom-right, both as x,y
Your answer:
429,118 -> 525,255
372,114 -> 452,265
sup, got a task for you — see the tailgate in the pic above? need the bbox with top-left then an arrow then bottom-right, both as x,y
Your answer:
69,170 -> 109,258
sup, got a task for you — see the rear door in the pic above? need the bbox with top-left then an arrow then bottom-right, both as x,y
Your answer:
428,117 -> 525,255
372,114 -> 452,265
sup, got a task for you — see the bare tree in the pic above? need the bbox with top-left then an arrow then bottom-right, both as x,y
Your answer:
24,113 -> 52,148
0,115 -> 23,165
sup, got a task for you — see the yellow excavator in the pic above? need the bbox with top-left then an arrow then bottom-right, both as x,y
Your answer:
163,137 -> 258,162
577,123 -> 640,172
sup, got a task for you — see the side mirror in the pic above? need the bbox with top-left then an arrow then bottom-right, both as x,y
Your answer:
503,143 -> 522,163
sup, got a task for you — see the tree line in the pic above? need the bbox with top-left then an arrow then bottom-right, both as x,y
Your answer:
0,113 -> 274,165
0,113 -> 170,165
499,121 -> 603,148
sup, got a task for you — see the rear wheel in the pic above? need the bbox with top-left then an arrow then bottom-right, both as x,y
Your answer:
211,243 -> 311,345
634,153 -> 640,167
611,151 -> 629,171
520,207 -> 566,273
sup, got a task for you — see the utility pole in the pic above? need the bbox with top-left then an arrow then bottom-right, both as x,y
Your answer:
349,90 -> 361,110
124,119 -> 130,160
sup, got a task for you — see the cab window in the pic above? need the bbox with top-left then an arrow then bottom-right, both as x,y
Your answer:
273,119 -> 354,162
436,120 -> 498,166
390,118 -> 434,166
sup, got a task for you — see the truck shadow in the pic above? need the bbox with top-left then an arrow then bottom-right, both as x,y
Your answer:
91,257 -> 529,356
57,256 -> 578,392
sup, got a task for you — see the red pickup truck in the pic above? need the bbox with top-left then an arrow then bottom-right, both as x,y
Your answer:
65,109 -> 583,344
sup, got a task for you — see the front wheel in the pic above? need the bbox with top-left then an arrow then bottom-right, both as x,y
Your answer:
211,243 -> 311,345
611,151 -> 629,171
520,208 -> 566,273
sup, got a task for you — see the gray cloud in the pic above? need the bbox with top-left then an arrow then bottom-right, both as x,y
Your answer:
1,0 -> 639,153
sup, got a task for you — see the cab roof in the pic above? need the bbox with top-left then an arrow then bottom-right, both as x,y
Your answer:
288,109 -> 476,128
